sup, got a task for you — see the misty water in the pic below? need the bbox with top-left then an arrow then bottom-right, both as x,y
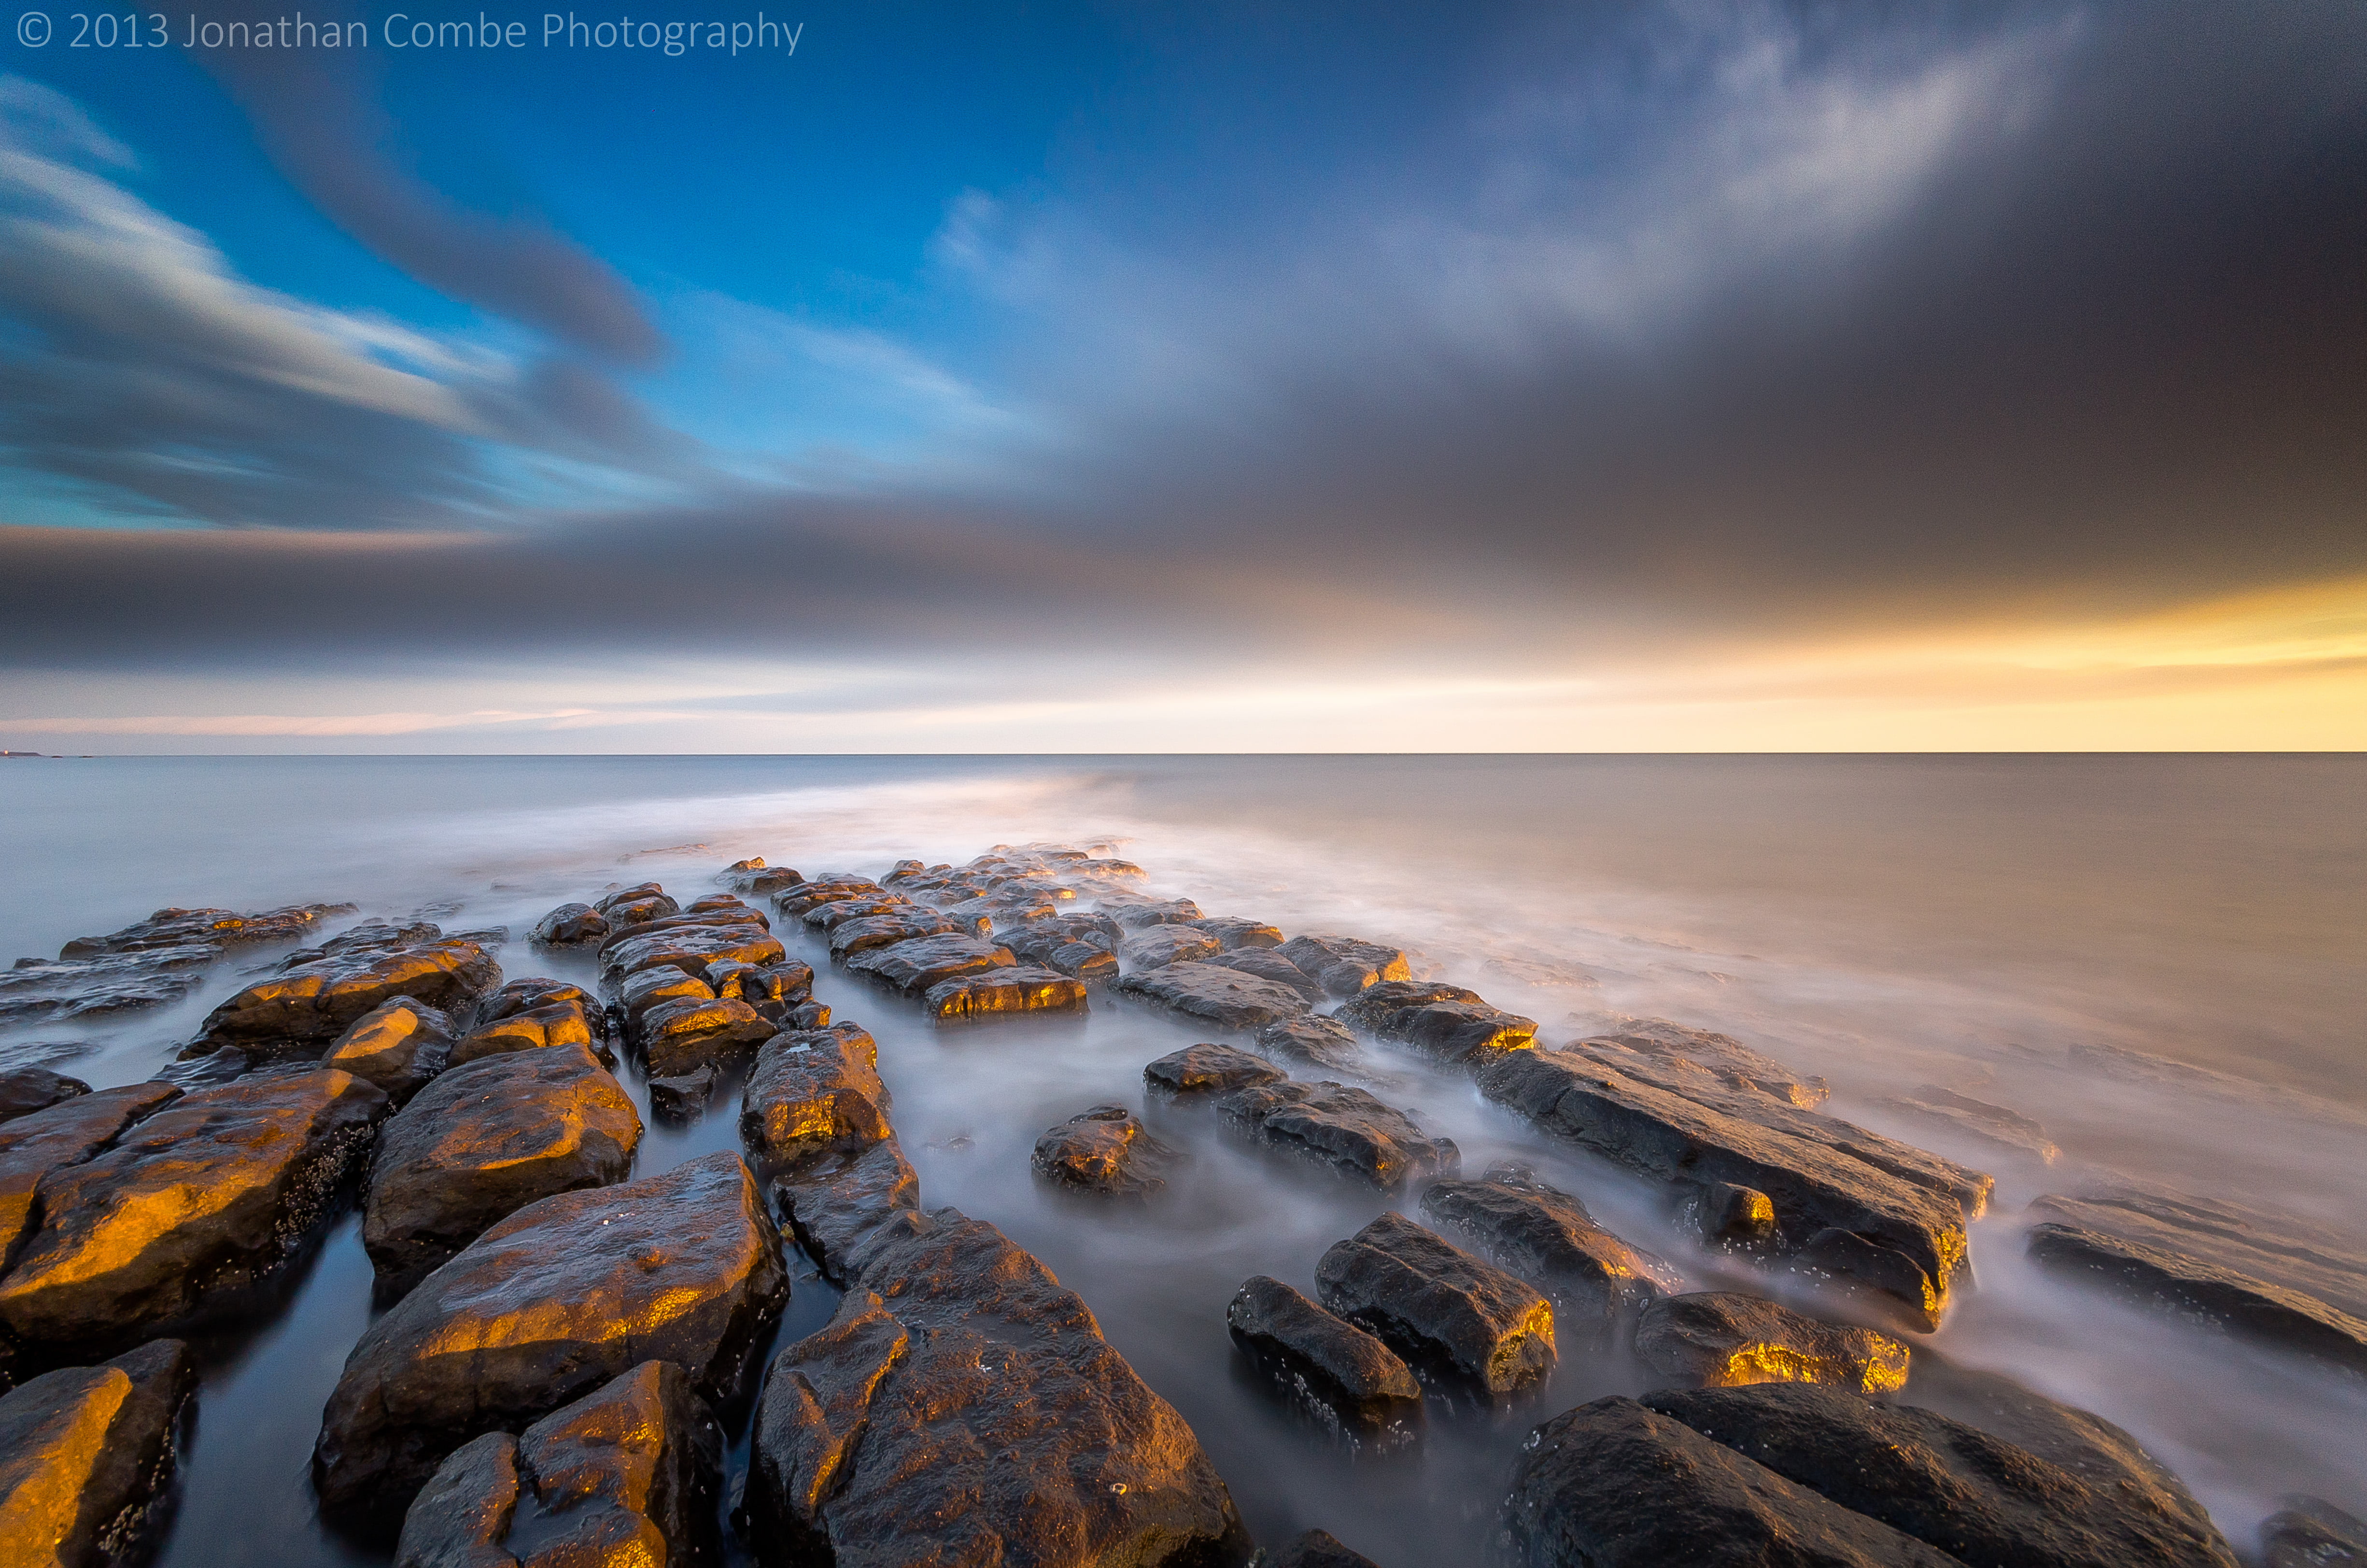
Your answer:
1,753 -> 2361,1566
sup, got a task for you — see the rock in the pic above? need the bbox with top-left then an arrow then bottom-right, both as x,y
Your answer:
1696,1181 -> 1780,1246
1117,961 -> 1311,1030
1419,1170 -> 1674,1323
1190,917 -> 1285,950
922,965 -> 1090,1021
594,885 -> 681,930
1118,926 -> 1223,970
0,1070 -> 387,1349
529,902 -> 608,946
1201,948 -> 1328,1001
647,1063 -> 716,1117
632,995 -> 776,1078
1273,935 -> 1409,997
776,1140 -> 920,1285
708,960 -> 817,1020
1332,981 -> 1481,1028
1505,1396 -> 1967,1568
1102,896 -> 1204,928
1226,1275 -> 1423,1440
313,1151 -> 786,1532
0,945 -> 221,1026
1218,1080 -> 1458,1190
1256,1529 -> 1383,1568
0,1338 -> 196,1566
2028,1189 -> 2367,1317
0,1068 -> 89,1125
843,933 -> 1015,995
1636,1293 -> 1910,1392
0,1083 -> 183,1271
1585,1019 -> 1831,1108
1032,1106 -> 1176,1196
1477,1049 -> 1967,1329
1255,1015 -> 1362,1070
1006,918 -> 1121,982
596,908 -> 770,962
60,902 -> 350,959
726,862 -> 807,894
804,897 -> 917,934
595,882 -> 673,913
600,922 -> 784,986
687,892 -> 751,915
1354,995 -> 1538,1066
448,996 -> 599,1070
322,998 -> 455,1105
480,976 -> 602,1024
1145,1043 -> 1285,1095
1315,1213 -> 1555,1395
189,935 -> 500,1059
363,1042 -> 642,1297
392,1360 -> 721,1568
1874,1086 -> 2058,1162
620,966 -> 713,1033
772,877 -> 886,919
2263,1497 -> 2366,1568
747,1207 -> 1242,1568
739,1025 -> 891,1168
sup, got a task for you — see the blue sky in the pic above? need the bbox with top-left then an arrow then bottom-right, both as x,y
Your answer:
1,2 -> 2363,749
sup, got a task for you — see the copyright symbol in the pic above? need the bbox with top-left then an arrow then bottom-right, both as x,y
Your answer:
17,11 -> 51,45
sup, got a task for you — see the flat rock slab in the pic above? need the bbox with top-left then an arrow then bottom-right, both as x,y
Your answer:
1255,1015 -> 1361,1068
922,965 -> 1089,1022
1316,1213 -> 1555,1396
1226,1274 -> 1423,1440
1032,1106 -> 1176,1196
803,896 -> 916,932
1420,1172 -> 1676,1324
323,999 -> 453,1105
0,1068 -> 89,1125
314,1151 -> 786,1533
0,1338 -> 196,1566
844,933 -> 1016,994
2029,1188 -> 2367,1318
826,909 -> 957,957
1117,961 -> 1312,1030
1202,949 -> 1327,1001
601,924 -> 785,987
393,1360 -> 721,1568
776,1139 -> 920,1285
1644,1382 -> 2241,1568
1507,1396 -> 1968,1568
364,1042 -> 642,1297
748,1207 -> 1242,1568
62,903 -> 349,959
739,1025 -> 891,1168
1338,984 -> 1537,1064
634,995 -> 776,1077
1145,1043 -> 1285,1095
1636,1293 -> 1911,1393
0,1082 -> 183,1269
1118,926 -> 1223,969
1273,935 -> 1409,997
1188,917 -> 1285,951
1219,1080 -> 1458,1191
0,945 -> 220,1027
192,937 -> 500,1058
0,1069 -> 387,1349
1585,1019 -> 1832,1108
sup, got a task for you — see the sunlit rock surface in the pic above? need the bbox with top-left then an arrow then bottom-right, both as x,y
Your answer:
1420,1168 -> 1676,1325
0,1338 -> 195,1566
1635,1292 -> 1910,1393
922,964 -> 1089,1021
322,999 -> 454,1105
1218,1080 -> 1458,1191
0,1083 -> 182,1277
1272,935 -> 1410,997
1032,1105 -> 1176,1196
1315,1212 -> 1555,1396
1226,1274 -> 1423,1440
739,1024 -> 891,1168
843,933 -> 1015,994
189,926 -> 500,1060
1336,983 -> 1538,1065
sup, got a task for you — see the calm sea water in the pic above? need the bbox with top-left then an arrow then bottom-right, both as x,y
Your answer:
1,754 -> 2361,1565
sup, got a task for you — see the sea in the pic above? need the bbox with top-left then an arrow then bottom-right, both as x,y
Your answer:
1,753 -> 2360,1565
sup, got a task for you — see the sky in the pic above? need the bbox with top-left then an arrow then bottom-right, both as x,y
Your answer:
0,0 -> 2361,752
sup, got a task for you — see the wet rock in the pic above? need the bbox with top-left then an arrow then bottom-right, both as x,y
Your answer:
1220,1080 -> 1457,1191
1332,981 -> 1480,1028
2263,1497 -> 2366,1568
1419,1170 -> 1674,1323
1636,1292 -> 1909,1392
687,892 -> 751,915
0,1083 -> 183,1270
1478,1049 -> 1968,1329
61,902 -> 350,959
707,959 -> 816,1015
647,1063 -> 716,1118
922,965 -> 1090,1022
480,977 -> 602,1024
1643,1380 -> 2242,1568
1255,1015 -> 1363,1070
634,996 -> 777,1078
1202,948 -> 1328,1001
2028,1189 -> 2367,1318
0,1070 -> 387,1349
1032,1106 -> 1176,1196
823,908 -> 956,957
530,901 -> 608,946
775,1139 -> 920,1285
1695,1181 -> 1780,1246
449,995 -> 599,1070
600,921 -> 784,987
771,877 -> 887,919
843,933 -> 1015,994
392,1360 -> 721,1568
0,1338 -> 196,1566
1190,917 -> 1285,950
1315,1213 -> 1554,1395
728,862 -> 807,895
0,1067 -> 89,1125
1273,935 -> 1410,997
1145,1043 -> 1286,1095
1118,925 -> 1223,970
1505,1396 -> 1966,1568
1256,1529 -> 1383,1568
596,907 -> 771,962
1874,1086 -> 2058,1162
620,965 -> 713,1033
804,896 -> 917,934
364,1042 -> 642,1297
739,1024 -> 891,1168
1117,961 -> 1311,1030
594,884 -> 680,930
747,1207 -> 1242,1568
314,1151 -> 786,1532
1000,919 -> 1121,981
0,945 -> 221,1026
1226,1275 -> 1423,1440
1102,896 -> 1204,928
1338,987 -> 1537,1066
189,934 -> 501,1060
1585,1019 -> 1831,1108
323,998 -> 455,1105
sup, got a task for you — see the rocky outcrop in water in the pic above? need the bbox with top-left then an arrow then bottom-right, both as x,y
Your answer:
1219,1080 -> 1458,1190
0,1083 -> 183,1279
1201,948 -> 1329,1002
1315,1213 -> 1555,1396
1190,917 -> 1285,950
923,964 -> 1090,1021
1256,1529 -> 1383,1568
322,999 -> 454,1104
1003,913 -> 1123,981
1117,961 -> 1312,1029
825,908 -> 962,956
1337,981 -> 1539,1064
2262,1497 -> 2366,1568
392,1359 -> 721,1568
1272,935 -> 1409,997
844,932 -> 1016,995
724,859 -> 807,895
188,924 -> 501,1061
448,982 -> 601,1070
1226,1274 -> 1423,1440
530,901 -> 609,946
595,884 -> 680,930
739,1024 -> 892,1169
0,1067 -> 88,1125
1032,1105 -> 1176,1196
775,1139 -> 921,1286
0,1338 -> 195,1566
1635,1292 -> 1910,1392
1255,1015 -> 1361,1070
1419,1168 -> 1675,1325
1119,925 -> 1223,969
600,909 -> 783,989
314,1151 -> 785,1533
1145,1043 -> 1286,1095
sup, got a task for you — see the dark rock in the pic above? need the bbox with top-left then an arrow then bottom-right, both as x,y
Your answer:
322,998 -> 454,1104
1257,1529 -> 1383,1568
1102,896 -> 1204,928
1697,1181 -> 1781,1246
0,1070 -> 387,1348
1643,1380 -> 2242,1568
190,935 -> 500,1060
648,1062 -> 716,1116
1273,935 -> 1409,997
922,965 -> 1090,1021
0,1083 -> 183,1270
633,995 -> 776,1077
1332,981 -> 1481,1031
1347,992 -> 1537,1066
843,933 -> 1015,994
1874,1086 -> 2058,1162
595,883 -> 676,915
0,1337 -> 196,1566
61,902 -> 350,958
392,1360 -> 721,1568
1419,1171 -> 1675,1323
1118,926 -> 1223,970
771,877 -> 887,919
805,896 -> 917,934
1218,1081 -> 1457,1191
1145,1043 -> 1286,1095
448,995 -> 600,1069
1477,1049 -> 1967,1329
776,1139 -> 920,1284
529,902 -> 609,946
0,945 -> 221,1026
2029,1189 -> 2367,1318
1583,1019 -> 1831,1108
313,1151 -> 786,1532
740,1025 -> 891,1168
600,922 -> 784,986
726,861 -> 807,895
364,1042 -> 642,1297
1255,1015 -> 1362,1070
1315,1213 -> 1554,1395
1117,961 -> 1311,1030
0,1067 -> 89,1125
2263,1497 -> 2366,1568
1226,1275 -> 1423,1440
1505,1396 -> 1966,1568
1032,1106 -> 1176,1196
1636,1292 -> 1910,1392
687,893 -> 750,915
747,1207 -> 1242,1568
1202,948 -> 1328,1001
1190,917 -> 1285,951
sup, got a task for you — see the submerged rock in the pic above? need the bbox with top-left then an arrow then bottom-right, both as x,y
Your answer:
0,1067 -> 89,1125
0,1069 -> 387,1349
1145,1043 -> 1286,1095
1256,1529 -> 1383,1568
322,999 -> 454,1104
1254,1015 -> 1362,1070
1874,1086 -> 2058,1162
1117,961 -> 1312,1030
739,1024 -> 891,1168
363,1042 -> 642,1297
314,1151 -> 786,1533
844,933 -> 1016,994
775,1139 -> 920,1285
1219,1080 -> 1458,1191
1032,1106 -> 1176,1196
1226,1274 -> 1423,1440
2262,1497 -> 2366,1568
1315,1213 -> 1555,1396
747,1207 -> 1243,1568
1635,1293 -> 1911,1393
392,1360 -> 722,1568
1419,1170 -> 1674,1323
529,902 -> 608,946
189,934 -> 500,1060
0,945 -> 221,1027
922,965 -> 1090,1022
0,1338 -> 196,1566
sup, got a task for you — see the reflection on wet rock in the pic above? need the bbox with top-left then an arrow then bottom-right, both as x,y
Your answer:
1218,1080 -> 1458,1191
1226,1274 -> 1423,1441
0,1337 -> 196,1566
739,1024 -> 892,1169
1315,1212 -> 1555,1396
188,926 -> 500,1061
529,901 -> 609,946
922,965 -> 1089,1022
1144,1043 -> 1286,1095
1032,1105 -> 1176,1196
1272,935 -> 1410,997
322,998 -> 454,1104
1635,1292 -> 1909,1393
